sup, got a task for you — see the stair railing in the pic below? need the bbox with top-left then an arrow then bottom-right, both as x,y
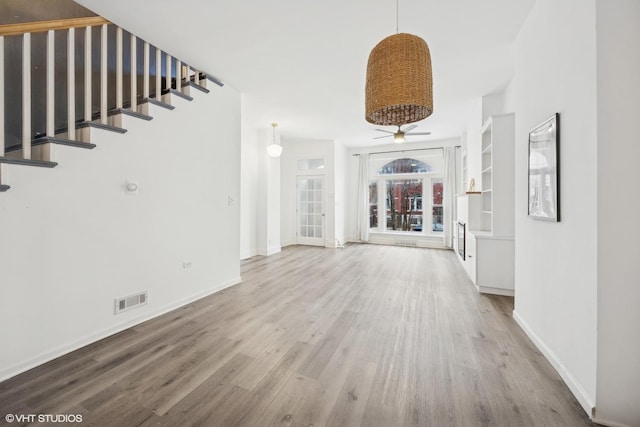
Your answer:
0,17 -> 221,165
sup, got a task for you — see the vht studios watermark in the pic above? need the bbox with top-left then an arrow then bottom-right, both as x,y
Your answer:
5,413 -> 83,423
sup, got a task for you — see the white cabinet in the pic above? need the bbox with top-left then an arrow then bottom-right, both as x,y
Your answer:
467,231 -> 514,296
456,113 -> 515,296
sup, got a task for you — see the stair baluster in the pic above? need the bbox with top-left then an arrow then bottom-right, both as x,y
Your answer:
155,47 -> 161,100
67,27 -> 75,141
0,36 -> 4,157
165,54 -> 172,92
131,34 -> 137,112
143,42 -> 150,100
100,24 -> 107,125
22,33 -> 31,159
116,27 -> 123,109
46,30 -> 55,138
84,25 -> 91,123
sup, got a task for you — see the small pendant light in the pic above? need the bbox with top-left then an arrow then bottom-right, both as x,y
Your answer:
266,122 -> 283,157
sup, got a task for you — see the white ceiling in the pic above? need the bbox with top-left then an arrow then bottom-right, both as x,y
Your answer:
76,0 -> 534,148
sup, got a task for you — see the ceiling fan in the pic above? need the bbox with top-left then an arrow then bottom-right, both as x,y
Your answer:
374,124 -> 431,143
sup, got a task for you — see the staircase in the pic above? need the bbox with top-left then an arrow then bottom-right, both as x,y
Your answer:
0,16 -> 222,192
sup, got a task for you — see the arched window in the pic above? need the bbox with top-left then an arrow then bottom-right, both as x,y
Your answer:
369,154 -> 443,234
377,158 -> 433,174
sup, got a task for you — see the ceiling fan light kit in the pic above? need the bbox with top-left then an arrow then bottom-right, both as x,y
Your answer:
365,32 -> 433,127
374,124 -> 431,142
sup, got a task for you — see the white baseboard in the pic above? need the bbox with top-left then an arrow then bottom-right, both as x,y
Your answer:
591,416 -> 633,427
0,277 -> 241,382
477,285 -> 515,297
281,241 -> 294,248
512,309 -> 594,418
240,249 -> 257,260
257,245 -> 281,256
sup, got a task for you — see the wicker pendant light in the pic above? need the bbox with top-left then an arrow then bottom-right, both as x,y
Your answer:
365,0 -> 433,127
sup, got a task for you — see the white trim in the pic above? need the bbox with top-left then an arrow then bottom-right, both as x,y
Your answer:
257,245 -> 281,256
476,285 -> 514,297
512,309 -> 594,418
590,417 -> 633,427
0,277 -> 241,383
240,249 -> 258,260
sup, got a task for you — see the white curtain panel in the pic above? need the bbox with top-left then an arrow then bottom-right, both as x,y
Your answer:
443,147 -> 457,248
355,153 -> 370,242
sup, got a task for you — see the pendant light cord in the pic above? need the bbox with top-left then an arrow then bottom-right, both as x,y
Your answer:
396,0 -> 399,33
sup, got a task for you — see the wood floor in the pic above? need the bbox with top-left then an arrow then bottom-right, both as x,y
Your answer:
0,244 -> 594,426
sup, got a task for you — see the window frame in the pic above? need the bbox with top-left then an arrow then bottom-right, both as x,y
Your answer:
369,162 -> 443,237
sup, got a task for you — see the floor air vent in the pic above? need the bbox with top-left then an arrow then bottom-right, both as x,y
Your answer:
115,291 -> 148,314
395,240 -> 418,247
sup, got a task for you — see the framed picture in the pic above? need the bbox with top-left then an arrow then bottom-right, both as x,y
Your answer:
528,113 -> 560,221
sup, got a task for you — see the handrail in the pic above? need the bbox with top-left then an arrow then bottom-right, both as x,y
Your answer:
0,17 -> 109,37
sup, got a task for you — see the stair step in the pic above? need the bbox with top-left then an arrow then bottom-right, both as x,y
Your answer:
183,81 -> 210,94
168,88 -> 194,101
141,97 -> 175,110
0,156 -> 58,168
0,185 -> 9,192
109,108 -> 153,121
32,136 -> 96,150
206,74 -> 224,87
77,121 -> 127,134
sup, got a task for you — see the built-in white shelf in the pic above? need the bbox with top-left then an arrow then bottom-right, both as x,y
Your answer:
456,113 -> 515,296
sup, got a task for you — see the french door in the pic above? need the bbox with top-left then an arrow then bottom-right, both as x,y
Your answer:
297,176 -> 325,246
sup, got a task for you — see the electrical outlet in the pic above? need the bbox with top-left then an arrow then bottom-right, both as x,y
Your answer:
183,261 -> 192,269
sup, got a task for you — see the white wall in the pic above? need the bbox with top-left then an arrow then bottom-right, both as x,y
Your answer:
334,142 -> 348,246
511,0 -> 598,415
240,94 -> 258,259
464,98 -> 483,191
0,85 -> 241,381
502,77 -> 516,114
594,1 -> 640,425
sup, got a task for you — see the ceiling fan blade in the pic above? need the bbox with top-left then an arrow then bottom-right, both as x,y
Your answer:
406,132 -> 432,136
375,129 -> 394,134
402,124 -> 418,133
373,134 -> 393,139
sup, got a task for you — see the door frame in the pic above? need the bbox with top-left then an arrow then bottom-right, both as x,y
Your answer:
296,175 -> 326,246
